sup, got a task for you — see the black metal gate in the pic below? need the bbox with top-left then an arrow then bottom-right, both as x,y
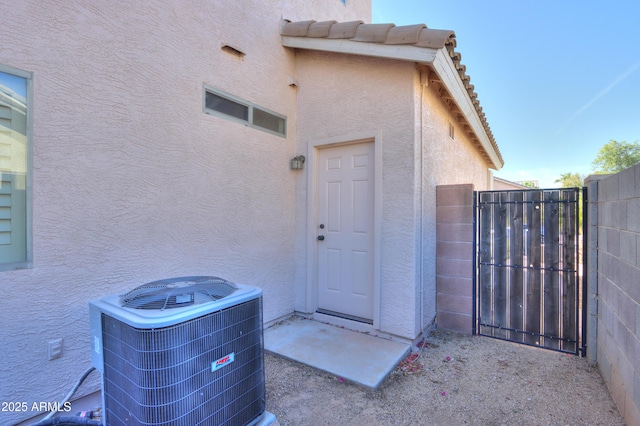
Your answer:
474,188 -> 586,355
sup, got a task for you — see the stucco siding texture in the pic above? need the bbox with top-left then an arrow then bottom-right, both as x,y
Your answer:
0,0 -> 370,423
293,50 -> 491,340
418,76 -> 491,336
293,51 -> 419,339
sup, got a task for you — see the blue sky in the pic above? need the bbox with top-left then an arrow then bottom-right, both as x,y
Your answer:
372,0 -> 640,187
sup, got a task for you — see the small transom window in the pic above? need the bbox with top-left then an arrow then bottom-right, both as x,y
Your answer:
204,87 -> 286,137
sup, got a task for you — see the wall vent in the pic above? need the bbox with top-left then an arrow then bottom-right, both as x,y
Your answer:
221,44 -> 246,58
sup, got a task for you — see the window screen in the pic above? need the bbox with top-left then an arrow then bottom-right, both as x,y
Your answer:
205,92 -> 248,121
204,87 -> 286,137
253,107 -> 286,135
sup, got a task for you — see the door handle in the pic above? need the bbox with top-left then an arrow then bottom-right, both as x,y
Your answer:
317,235 -> 325,241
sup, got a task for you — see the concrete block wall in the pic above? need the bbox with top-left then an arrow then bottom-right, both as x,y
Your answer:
436,184 -> 475,333
588,163 -> 640,426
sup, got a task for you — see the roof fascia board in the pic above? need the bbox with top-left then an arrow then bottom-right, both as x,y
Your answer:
432,49 -> 503,169
282,36 -> 438,64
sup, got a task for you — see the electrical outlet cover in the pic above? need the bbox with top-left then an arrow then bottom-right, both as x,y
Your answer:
48,338 -> 63,360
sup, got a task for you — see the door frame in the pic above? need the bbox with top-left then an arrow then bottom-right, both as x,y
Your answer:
306,130 -> 383,330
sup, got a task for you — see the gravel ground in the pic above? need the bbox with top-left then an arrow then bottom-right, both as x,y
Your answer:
265,330 -> 624,426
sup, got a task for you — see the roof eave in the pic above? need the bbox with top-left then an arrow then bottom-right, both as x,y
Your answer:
433,49 -> 504,170
282,35 -> 504,170
281,36 -> 439,65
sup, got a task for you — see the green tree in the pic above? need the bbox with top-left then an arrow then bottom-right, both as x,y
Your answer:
554,172 -> 585,233
591,139 -> 640,173
519,180 -> 539,188
555,172 -> 584,188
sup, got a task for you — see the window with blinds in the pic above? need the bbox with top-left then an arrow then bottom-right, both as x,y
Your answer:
0,67 -> 30,269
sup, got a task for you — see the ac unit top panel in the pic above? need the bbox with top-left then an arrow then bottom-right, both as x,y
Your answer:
89,282 -> 262,329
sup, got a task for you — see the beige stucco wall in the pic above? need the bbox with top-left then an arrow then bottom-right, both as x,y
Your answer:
293,51 -> 417,339
292,50 -> 492,340
418,75 -> 492,333
0,1 -> 370,424
493,177 -> 527,190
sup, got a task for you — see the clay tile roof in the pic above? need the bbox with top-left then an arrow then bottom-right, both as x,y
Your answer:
281,20 -> 316,37
352,23 -> 396,43
328,21 -> 364,39
282,20 -> 456,49
385,24 -> 426,45
308,20 -> 337,38
280,20 -> 503,168
416,28 -> 456,49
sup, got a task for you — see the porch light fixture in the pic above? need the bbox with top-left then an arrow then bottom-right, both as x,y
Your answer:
290,155 -> 305,170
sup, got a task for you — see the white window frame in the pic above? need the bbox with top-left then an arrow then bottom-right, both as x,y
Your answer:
203,86 -> 287,138
0,64 -> 33,271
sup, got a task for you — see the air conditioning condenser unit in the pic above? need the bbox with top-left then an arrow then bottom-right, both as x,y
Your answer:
89,276 -> 272,426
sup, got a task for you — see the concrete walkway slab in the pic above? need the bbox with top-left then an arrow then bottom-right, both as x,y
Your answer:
264,317 -> 410,389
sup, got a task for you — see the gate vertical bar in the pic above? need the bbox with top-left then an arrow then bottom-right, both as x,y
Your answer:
543,190 -> 560,350
524,191 -> 542,346
509,191 -> 524,342
478,192 -> 493,336
561,189 -> 578,353
492,192 -> 508,339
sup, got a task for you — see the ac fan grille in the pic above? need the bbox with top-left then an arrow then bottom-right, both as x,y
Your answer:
101,297 -> 265,426
120,276 -> 238,310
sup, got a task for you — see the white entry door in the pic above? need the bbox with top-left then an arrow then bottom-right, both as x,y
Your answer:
316,141 -> 375,321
